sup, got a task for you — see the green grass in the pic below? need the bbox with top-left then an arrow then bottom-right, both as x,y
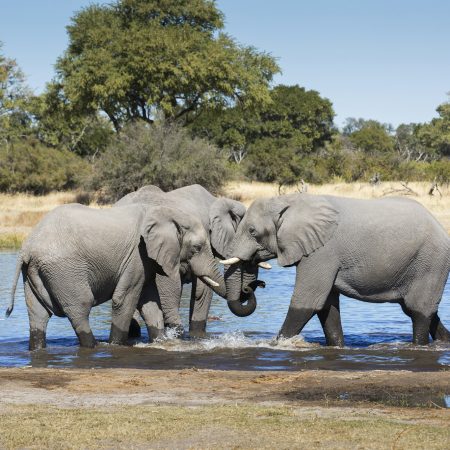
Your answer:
0,233 -> 26,249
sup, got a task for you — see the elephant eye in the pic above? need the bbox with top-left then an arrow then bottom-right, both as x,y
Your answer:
248,225 -> 257,236
193,244 -> 202,253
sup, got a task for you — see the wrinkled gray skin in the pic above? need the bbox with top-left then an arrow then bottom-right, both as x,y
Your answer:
115,184 -> 263,339
226,193 -> 450,346
6,203 -> 224,350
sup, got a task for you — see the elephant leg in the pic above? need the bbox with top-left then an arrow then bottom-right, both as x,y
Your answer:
128,311 -> 142,339
68,313 -> 96,348
317,291 -> 344,347
109,278 -> 144,345
140,300 -> 164,342
429,314 -> 450,342
278,253 -> 339,340
25,282 -> 52,351
411,312 -> 432,346
137,282 -> 164,342
48,279 -> 96,348
189,277 -> 213,338
401,276 -> 445,345
155,273 -> 183,336
132,283 -> 164,342
400,303 -> 431,345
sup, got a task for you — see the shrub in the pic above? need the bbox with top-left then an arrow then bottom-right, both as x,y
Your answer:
0,138 -> 90,194
90,120 -> 229,202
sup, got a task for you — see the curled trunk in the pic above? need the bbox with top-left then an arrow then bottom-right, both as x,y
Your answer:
224,262 -> 262,317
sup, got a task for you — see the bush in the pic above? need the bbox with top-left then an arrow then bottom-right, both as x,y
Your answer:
90,120 -> 229,202
0,138 -> 90,194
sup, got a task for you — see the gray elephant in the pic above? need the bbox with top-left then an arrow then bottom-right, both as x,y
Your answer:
6,203 -> 225,350
222,193 -> 450,346
115,184 -> 268,339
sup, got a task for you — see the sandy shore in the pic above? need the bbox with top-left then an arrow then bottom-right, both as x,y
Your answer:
0,368 -> 448,448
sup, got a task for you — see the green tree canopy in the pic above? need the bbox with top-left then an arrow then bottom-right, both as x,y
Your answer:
344,119 -> 395,155
29,82 -> 113,158
191,84 -> 335,162
55,0 -> 280,131
0,43 -> 32,142
415,99 -> 450,158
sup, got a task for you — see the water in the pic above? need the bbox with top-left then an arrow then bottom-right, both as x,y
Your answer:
0,251 -> 449,371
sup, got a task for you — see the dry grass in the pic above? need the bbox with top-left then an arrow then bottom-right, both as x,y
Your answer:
0,191 -> 101,248
0,182 -> 448,249
0,404 -> 448,449
224,181 -> 450,233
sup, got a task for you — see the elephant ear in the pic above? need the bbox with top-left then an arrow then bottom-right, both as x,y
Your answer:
275,195 -> 339,267
141,207 -> 186,281
209,198 -> 246,258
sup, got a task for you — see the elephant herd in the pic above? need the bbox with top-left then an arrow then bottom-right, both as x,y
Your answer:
5,184 -> 450,351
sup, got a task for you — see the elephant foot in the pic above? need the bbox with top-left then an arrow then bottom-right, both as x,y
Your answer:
189,320 -> 207,338
278,307 -> 315,340
148,326 -> 165,343
109,324 -> 128,346
128,318 -> 142,338
77,330 -> 97,348
411,313 -> 431,345
430,314 -> 450,342
29,329 -> 47,351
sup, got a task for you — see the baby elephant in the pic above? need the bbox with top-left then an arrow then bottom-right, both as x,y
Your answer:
6,203 -> 225,350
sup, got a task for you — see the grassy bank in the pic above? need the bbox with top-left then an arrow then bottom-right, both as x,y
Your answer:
0,191 -> 93,249
0,368 -> 449,449
0,181 -> 448,249
1,403 -> 448,449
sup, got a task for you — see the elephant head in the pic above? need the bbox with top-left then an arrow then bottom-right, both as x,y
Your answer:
222,194 -> 339,269
209,198 -> 268,317
142,206 -> 226,297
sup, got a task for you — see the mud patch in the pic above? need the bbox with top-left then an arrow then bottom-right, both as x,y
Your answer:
0,368 -> 73,390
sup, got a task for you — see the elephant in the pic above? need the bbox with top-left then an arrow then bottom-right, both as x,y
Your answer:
115,184 -> 268,339
6,203 -> 225,350
221,193 -> 450,346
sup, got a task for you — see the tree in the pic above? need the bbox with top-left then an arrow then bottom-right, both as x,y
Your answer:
0,42 -> 32,142
90,120 -> 228,201
415,99 -> 450,158
395,123 -> 433,162
55,0 -> 280,131
342,117 -> 394,136
0,138 -> 90,194
29,82 -> 113,159
191,84 -> 335,172
344,119 -> 395,155
257,85 -> 335,154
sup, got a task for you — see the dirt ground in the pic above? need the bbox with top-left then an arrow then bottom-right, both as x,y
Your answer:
0,368 -> 448,448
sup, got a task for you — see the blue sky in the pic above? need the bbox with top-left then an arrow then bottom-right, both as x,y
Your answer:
1,0 -> 449,127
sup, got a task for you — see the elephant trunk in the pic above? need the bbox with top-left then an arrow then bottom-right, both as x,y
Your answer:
227,284 -> 257,317
190,250 -> 226,298
225,262 -> 261,317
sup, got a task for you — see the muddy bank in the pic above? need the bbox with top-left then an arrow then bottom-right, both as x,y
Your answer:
0,367 -> 449,409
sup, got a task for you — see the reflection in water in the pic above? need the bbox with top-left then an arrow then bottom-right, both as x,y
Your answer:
0,251 -> 449,371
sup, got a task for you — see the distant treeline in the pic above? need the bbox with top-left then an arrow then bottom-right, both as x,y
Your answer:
1,0 -> 449,199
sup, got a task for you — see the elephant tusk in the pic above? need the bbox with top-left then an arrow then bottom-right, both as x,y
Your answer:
201,276 -> 220,288
219,257 -> 241,265
258,262 -> 272,270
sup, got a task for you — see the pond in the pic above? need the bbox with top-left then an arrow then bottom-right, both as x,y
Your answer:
0,251 -> 449,371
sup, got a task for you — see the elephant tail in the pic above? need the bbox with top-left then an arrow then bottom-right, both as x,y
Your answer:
6,253 -> 23,318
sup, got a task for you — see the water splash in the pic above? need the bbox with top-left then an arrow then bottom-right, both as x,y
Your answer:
134,331 -> 321,353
